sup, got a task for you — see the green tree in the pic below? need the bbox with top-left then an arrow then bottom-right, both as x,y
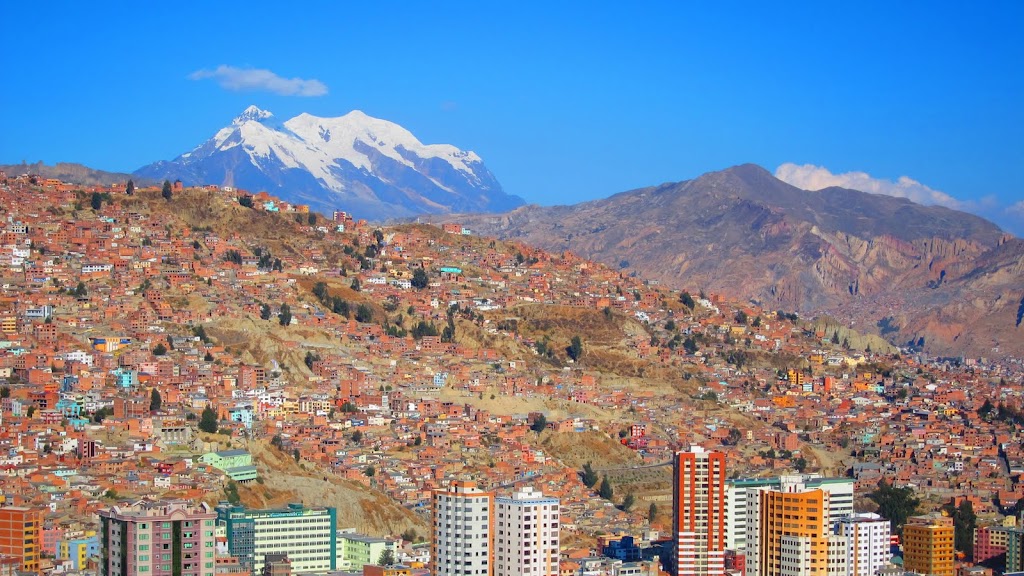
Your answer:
278,303 -> 292,326
152,342 -> 168,356
350,277 -> 361,292
412,268 -> 429,289
355,304 -> 373,323
735,310 -> 748,324
944,500 -> 977,557
238,195 -> 254,208
567,335 -> 583,362
351,430 -> 363,443
978,398 -> 995,420
150,388 -> 162,412
868,479 -> 920,532
582,462 -> 599,488
204,351 -> 214,362
74,281 -> 88,297
648,502 -> 658,522
620,492 -> 636,511
90,192 -> 103,210
193,324 -> 211,343
312,281 -> 329,302
125,179 -> 135,195
93,406 -> 111,423
304,351 -> 320,369
260,303 -> 272,320
270,434 -> 284,449
726,427 -> 742,445
198,405 -> 218,433
0,386 -> 8,399
531,414 -> 547,433
162,180 -> 173,200
308,212 -> 317,225
411,320 -> 439,340
224,481 -> 241,505
679,291 -> 695,309
598,476 -> 614,500
683,336 -> 699,355
364,465 -> 376,477
377,548 -> 395,566
794,457 -> 808,473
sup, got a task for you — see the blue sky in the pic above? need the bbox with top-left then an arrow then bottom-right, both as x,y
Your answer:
2,2 -> 1022,233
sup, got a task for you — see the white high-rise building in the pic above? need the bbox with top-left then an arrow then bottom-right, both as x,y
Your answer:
727,475 -> 855,553
826,535 -> 850,576
745,477 -> 847,576
837,513 -> 891,576
495,487 -> 560,576
433,480 -> 493,576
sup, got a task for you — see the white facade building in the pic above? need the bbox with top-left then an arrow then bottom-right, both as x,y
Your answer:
837,513 -> 891,576
495,487 -> 560,576
433,481 -> 493,576
727,475 -> 855,553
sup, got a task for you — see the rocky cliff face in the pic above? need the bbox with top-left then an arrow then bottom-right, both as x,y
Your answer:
439,165 -> 1024,358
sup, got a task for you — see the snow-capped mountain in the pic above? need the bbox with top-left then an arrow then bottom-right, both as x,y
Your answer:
134,106 -> 523,220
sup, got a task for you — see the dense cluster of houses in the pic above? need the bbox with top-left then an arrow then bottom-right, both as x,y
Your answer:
0,171 -> 1022,572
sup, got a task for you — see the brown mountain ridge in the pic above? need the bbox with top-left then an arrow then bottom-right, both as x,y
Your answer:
432,164 -> 1024,359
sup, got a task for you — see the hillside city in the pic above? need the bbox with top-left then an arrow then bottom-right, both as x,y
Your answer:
0,172 -> 1023,576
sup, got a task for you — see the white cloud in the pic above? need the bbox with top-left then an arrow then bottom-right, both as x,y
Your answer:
189,65 -> 328,97
775,163 -> 965,209
1008,200 -> 1024,216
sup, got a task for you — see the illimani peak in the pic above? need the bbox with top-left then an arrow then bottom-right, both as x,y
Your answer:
134,107 -> 524,220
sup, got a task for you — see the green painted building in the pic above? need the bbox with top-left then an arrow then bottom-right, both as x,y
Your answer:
337,532 -> 393,570
199,449 -> 258,482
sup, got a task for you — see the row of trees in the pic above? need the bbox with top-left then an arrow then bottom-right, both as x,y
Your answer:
867,485 -> 973,559
579,462 -> 644,516
534,335 -> 584,363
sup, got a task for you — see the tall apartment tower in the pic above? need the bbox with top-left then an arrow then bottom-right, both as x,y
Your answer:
0,506 -> 44,573
745,478 -> 850,576
836,513 -> 891,576
903,514 -> 954,576
726,476 -> 855,552
494,487 -> 559,576
1003,527 -> 1024,573
672,446 -> 727,576
98,500 -> 217,576
432,481 -> 494,576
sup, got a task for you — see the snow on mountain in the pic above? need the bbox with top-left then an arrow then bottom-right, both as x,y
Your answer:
135,106 -> 523,220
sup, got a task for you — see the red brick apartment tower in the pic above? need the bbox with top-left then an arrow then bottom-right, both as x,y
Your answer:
0,506 -> 45,573
673,446 -> 727,576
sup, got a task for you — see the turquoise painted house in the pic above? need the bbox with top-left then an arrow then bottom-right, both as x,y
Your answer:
199,449 -> 258,482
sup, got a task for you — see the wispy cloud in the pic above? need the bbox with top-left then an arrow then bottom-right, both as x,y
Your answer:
775,163 -> 964,209
1008,200 -> 1024,216
189,65 -> 328,97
